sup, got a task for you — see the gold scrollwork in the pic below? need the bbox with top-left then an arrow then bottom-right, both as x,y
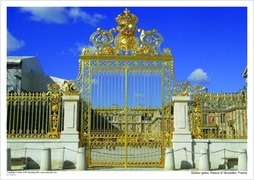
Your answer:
170,81 -> 206,97
191,94 -> 203,139
61,81 -> 79,95
46,83 -> 63,138
81,8 -> 172,56
164,132 -> 172,147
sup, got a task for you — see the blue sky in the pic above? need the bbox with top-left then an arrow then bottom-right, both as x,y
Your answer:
7,7 -> 247,93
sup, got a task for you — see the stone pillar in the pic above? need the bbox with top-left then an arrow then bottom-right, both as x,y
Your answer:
60,95 -> 80,163
172,96 -> 191,138
199,148 -> 209,171
238,149 -> 247,171
61,95 -> 80,141
172,96 -> 193,169
7,148 -> 11,171
40,148 -> 51,171
164,148 -> 175,170
76,147 -> 87,170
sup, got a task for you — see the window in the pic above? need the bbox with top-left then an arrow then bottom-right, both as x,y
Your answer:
220,114 -> 226,123
202,114 -> 208,124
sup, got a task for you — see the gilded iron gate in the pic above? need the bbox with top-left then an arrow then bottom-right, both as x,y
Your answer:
77,8 -> 181,168
79,60 -> 173,167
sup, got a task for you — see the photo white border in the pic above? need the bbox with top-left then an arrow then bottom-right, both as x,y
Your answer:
1,1 -> 253,180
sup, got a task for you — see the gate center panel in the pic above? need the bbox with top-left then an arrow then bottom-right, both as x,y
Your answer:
88,67 -> 164,167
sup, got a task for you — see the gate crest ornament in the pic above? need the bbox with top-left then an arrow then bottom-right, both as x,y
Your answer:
82,8 -> 172,56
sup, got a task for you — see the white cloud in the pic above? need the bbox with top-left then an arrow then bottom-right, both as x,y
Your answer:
69,42 -> 90,56
69,8 -> 106,26
20,7 -> 106,26
20,7 -> 68,24
7,30 -> 25,52
187,68 -> 209,83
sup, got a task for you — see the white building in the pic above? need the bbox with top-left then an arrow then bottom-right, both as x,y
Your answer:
7,56 -> 66,93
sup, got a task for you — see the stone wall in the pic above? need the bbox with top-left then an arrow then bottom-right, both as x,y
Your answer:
7,139 -> 79,170
172,139 -> 247,170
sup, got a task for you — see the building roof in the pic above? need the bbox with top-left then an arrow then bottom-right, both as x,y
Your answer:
7,56 -> 45,75
7,56 -> 36,64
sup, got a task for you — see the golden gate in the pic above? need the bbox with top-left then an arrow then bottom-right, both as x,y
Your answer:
76,9 -> 178,168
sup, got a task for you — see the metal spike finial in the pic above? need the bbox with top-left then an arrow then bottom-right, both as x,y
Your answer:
124,8 -> 130,14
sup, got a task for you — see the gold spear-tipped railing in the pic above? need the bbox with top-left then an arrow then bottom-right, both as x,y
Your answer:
6,83 -> 66,139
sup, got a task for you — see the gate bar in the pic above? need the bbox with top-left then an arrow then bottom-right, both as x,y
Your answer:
124,67 -> 128,167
